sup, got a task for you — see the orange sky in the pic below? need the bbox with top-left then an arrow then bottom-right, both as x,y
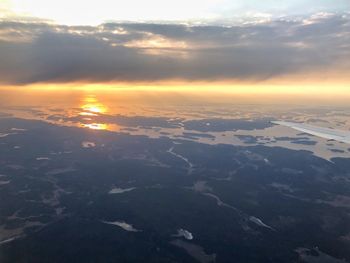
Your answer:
1,82 -> 350,107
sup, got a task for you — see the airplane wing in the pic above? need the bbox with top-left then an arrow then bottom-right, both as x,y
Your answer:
272,121 -> 350,144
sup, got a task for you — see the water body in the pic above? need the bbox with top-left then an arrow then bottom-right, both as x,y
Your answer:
101,221 -> 141,232
172,229 -> 194,240
108,187 -> 136,194
81,141 -> 96,148
167,146 -> 194,175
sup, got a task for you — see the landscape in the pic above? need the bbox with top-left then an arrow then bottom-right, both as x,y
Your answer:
0,0 -> 350,262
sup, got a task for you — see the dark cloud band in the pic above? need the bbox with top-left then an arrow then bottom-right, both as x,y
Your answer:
0,13 -> 349,85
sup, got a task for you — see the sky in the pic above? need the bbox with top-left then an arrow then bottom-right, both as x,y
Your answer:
0,0 -> 349,94
2,0 -> 349,25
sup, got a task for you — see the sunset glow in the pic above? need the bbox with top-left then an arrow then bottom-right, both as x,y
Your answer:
81,103 -> 108,114
81,123 -> 108,130
1,0 -> 349,96
1,1 -> 350,261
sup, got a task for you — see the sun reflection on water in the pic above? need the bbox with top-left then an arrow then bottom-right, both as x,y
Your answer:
81,96 -> 108,114
81,123 -> 108,130
80,95 -> 108,130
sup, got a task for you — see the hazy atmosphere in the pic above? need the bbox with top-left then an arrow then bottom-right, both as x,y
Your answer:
1,1 -> 350,263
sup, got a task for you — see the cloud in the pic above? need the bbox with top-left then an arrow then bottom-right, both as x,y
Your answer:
0,13 -> 349,85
